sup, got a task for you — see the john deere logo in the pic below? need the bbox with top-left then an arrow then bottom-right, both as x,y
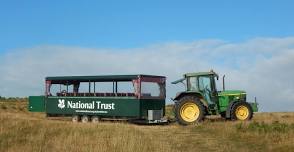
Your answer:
58,99 -> 65,109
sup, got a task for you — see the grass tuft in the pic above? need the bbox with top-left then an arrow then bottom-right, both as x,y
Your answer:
236,121 -> 294,134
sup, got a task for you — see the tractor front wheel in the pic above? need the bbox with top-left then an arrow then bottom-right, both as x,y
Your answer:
231,102 -> 253,121
175,96 -> 205,125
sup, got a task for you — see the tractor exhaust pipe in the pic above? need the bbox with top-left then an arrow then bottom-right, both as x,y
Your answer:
222,75 -> 225,91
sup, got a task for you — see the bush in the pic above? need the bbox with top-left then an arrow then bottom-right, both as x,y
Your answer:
0,97 -> 27,102
236,121 -> 294,133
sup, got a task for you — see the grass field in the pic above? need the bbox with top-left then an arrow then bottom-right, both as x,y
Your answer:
1,99 -> 294,152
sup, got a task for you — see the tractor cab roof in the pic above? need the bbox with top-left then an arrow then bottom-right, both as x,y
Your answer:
172,70 -> 218,84
184,71 -> 217,77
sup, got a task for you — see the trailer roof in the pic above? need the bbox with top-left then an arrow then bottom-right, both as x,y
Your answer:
46,74 -> 165,83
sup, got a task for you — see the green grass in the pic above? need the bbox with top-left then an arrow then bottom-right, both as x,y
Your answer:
1,99 -> 294,152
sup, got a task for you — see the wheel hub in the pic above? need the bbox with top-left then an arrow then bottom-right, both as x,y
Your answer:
235,105 -> 249,120
180,102 -> 200,122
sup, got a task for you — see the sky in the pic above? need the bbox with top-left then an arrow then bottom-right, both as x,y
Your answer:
0,1 -> 294,112
1,0 -> 294,51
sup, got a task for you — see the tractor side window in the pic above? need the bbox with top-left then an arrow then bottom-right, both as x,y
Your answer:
187,77 -> 198,91
199,76 -> 211,92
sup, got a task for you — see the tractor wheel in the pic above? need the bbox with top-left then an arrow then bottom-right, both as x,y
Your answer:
175,96 -> 205,125
230,102 -> 253,121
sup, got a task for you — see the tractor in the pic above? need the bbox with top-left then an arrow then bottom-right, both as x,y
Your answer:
172,70 -> 258,125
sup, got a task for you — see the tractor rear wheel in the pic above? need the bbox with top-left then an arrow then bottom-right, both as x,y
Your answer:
175,96 -> 205,125
231,102 -> 253,121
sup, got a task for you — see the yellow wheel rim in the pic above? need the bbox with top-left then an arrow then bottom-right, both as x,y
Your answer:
180,102 -> 200,122
235,105 -> 249,120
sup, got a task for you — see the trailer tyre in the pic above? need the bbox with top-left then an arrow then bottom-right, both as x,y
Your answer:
230,102 -> 253,121
81,115 -> 90,123
72,115 -> 80,123
91,116 -> 100,123
175,96 -> 205,125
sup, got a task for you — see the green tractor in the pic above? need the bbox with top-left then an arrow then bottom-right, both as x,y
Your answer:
172,70 -> 258,125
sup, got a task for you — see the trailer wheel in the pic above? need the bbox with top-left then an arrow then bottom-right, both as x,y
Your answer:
175,96 -> 205,125
91,116 -> 100,123
81,115 -> 90,123
72,115 -> 80,123
230,102 -> 253,121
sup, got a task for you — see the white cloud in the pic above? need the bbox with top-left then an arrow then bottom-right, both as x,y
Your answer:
0,37 -> 294,112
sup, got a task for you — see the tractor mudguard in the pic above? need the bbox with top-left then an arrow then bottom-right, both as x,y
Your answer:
174,91 -> 202,100
173,92 -> 208,108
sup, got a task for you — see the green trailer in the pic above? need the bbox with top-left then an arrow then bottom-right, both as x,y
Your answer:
29,75 -> 166,123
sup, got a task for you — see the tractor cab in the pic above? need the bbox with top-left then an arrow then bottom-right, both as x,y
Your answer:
185,71 -> 219,105
172,71 -> 219,111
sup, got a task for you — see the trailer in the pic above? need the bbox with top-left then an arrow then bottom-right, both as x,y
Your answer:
29,74 -> 167,123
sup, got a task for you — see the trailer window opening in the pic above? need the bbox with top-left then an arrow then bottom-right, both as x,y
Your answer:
117,82 -> 135,93
90,82 -> 112,93
49,84 -> 74,96
141,82 -> 165,99
79,82 -> 91,93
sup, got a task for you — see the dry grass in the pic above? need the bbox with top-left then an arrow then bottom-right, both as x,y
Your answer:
1,100 -> 294,152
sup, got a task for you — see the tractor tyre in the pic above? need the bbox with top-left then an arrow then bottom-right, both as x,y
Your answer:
230,102 -> 253,121
173,102 -> 178,117
175,96 -> 205,125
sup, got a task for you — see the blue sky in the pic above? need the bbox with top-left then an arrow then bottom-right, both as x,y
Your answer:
1,1 -> 294,111
1,0 -> 294,52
